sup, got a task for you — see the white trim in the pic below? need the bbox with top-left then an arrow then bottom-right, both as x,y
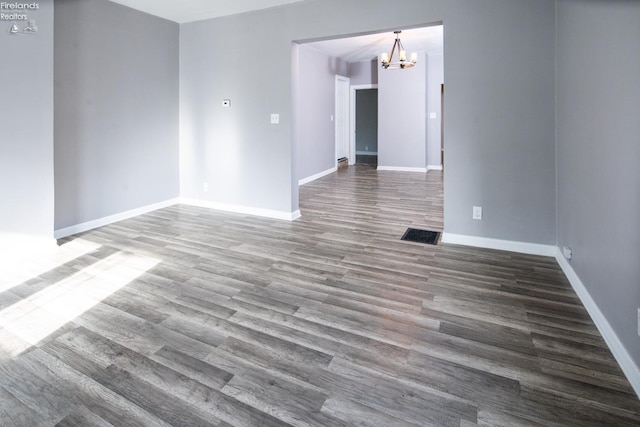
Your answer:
350,84 -> 378,166
299,166 -> 337,186
441,233 -> 557,257
335,75 -> 351,166
428,164 -> 443,171
350,84 -> 379,89
377,166 -> 428,173
181,198 -> 301,221
555,249 -> 640,398
54,198 -> 180,239
54,196 -> 302,241
356,151 -> 378,156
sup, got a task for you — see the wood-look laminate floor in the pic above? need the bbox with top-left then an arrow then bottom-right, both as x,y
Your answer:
1,164 -> 639,426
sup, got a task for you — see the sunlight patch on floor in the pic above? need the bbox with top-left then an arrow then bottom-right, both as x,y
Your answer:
0,251 -> 160,358
0,238 -> 101,294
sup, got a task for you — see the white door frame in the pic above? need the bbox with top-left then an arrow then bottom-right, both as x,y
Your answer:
350,84 -> 378,166
335,75 -> 351,165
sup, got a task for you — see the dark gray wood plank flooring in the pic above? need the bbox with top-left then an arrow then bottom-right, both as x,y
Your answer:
1,164 -> 639,426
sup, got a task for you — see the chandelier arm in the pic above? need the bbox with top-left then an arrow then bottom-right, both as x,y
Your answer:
388,39 -> 398,64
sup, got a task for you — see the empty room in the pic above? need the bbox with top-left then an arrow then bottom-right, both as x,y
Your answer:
1,0 -> 639,425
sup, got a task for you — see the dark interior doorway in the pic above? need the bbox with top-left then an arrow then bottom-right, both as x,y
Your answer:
354,88 -> 378,166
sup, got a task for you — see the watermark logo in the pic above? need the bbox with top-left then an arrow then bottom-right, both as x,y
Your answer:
2,2 -> 38,35
7,19 -> 36,34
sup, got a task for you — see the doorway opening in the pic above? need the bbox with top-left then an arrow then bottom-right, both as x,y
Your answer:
351,85 -> 378,167
293,24 -> 444,227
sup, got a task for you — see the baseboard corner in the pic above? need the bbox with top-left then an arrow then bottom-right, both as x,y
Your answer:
299,167 -> 337,186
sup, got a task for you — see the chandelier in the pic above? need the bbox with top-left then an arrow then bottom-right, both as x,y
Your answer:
380,30 -> 417,69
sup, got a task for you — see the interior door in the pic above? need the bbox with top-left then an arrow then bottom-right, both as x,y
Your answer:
335,75 -> 350,162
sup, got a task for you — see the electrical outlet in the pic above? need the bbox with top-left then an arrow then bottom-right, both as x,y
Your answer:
270,113 -> 280,124
472,206 -> 482,220
365,146 -> 369,151
563,246 -> 572,260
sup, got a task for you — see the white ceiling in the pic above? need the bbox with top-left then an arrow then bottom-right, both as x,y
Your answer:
107,1 -> 443,63
302,26 -> 443,63
108,0 -> 308,23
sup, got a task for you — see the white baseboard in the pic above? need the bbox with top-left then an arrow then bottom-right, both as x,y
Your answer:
555,249 -> 640,398
441,233 -> 557,257
54,198 -> 180,239
0,234 -> 58,255
428,165 -> 443,171
181,198 -> 301,221
356,151 -> 378,155
54,196 -> 301,240
299,167 -> 337,186
377,166 -> 428,173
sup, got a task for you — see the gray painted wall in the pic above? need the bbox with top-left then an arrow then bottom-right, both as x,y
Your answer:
378,52 -> 427,169
556,0 -> 640,367
180,13 -> 295,212
349,60 -> 378,86
355,89 -> 378,154
295,44 -> 348,181
0,0 -> 54,248
443,0 -> 556,243
54,0 -> 179,230
180,0 -> 556,242
427,53 -> 444,168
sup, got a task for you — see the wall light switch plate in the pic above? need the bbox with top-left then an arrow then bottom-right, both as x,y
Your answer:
472,206 -> 482,220
222,99 -> 230,108
271,113 -> 280,124
430,112 -> 437,119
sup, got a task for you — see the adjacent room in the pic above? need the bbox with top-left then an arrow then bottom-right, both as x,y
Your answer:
1,0 -> 639,425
